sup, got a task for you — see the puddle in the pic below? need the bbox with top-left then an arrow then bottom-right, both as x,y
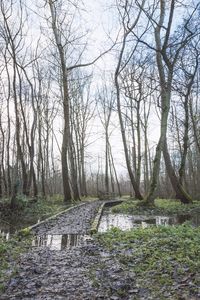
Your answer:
32,234 -> 92,250
98,212 -> 200,233
98,213 -> 138,232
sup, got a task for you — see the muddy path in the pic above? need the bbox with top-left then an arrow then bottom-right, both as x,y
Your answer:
1,201 -> 136,300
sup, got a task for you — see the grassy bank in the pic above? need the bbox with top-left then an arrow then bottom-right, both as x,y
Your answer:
96,225 -> 200,299
112,198 -> 200,216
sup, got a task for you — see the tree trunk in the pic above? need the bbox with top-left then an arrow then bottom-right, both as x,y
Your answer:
163,140 -> 193,203
114,3 -> 144,200
69,139 -> 80,201
49,0 -> 72,203
109,141 -> 122,197
105,130 -> 109,194
0,166 -> 2,198
115,72 -> 143,200
13,62 -> 28,196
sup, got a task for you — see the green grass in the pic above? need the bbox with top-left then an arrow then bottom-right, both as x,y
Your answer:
96,225 -> 200,299
112,198 -> 200,216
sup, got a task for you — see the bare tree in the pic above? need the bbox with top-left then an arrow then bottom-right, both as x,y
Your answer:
114,0 -> 145,200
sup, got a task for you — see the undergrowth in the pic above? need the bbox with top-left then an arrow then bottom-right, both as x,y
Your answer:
0,194 -> 70,221
96,225 -> 200,299
112,198 -> 200,216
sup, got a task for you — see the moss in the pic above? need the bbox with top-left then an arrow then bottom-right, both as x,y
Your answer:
18,227 -> 31,237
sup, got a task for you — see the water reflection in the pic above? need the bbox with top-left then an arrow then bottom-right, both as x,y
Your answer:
0,220 -> 13,240
32,234 -> 92,250
98,212 -> 200,232
98,213 -> 138,232
191,214 -> 200,227
0,217 -> 44,240
0,229 -> 10,240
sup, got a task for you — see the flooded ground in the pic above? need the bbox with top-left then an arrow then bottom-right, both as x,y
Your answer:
98,211 -> 200,232
32,234 -> 92,250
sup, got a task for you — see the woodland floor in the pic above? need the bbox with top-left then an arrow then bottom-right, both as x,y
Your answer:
1,200 -> 200,300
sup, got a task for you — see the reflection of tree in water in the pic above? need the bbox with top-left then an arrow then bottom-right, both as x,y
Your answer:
0,218 -> 21,236
61,234 -> 68,250
156,217 -> 170,226
0,221 -> 10,237
49,235 -> 53,247
33,234 -> 48,247
175,214 -> 200,226
192,214 -> 200,226
99,213 -> 140,232
31,213 -> 200,250
61,234 -> 79,250
175,214 -> 190,225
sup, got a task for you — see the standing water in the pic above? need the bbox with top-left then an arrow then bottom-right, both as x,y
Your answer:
98,210 -> 200,233
32,234 -> 92,250
0,217 -> 42,239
